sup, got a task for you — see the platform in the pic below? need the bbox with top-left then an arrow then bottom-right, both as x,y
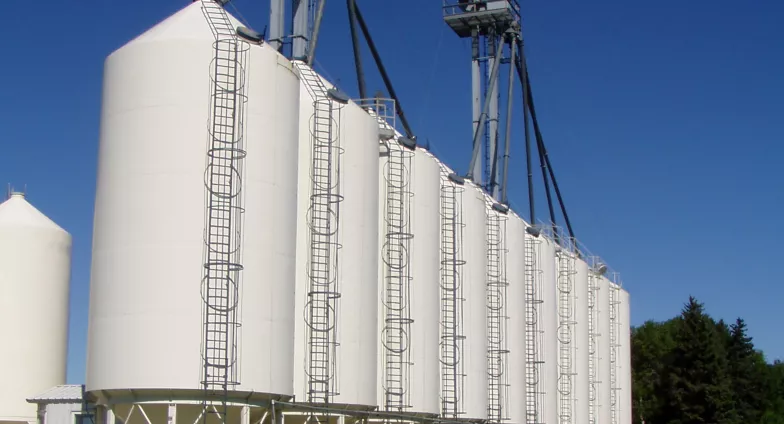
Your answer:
443,0 -> 520,38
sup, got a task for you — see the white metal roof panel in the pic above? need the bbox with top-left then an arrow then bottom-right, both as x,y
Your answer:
26,385 -> 83,403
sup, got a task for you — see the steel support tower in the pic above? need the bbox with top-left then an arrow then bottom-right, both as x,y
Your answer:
486,203 -> 510,423
439,171 -> 467,418
293,60 -> 347,406
268,0 -> 325,64
524,228 -> 544,424
443,0 -> 521,201
555,232 -> 576,424
199,0 -> 249,420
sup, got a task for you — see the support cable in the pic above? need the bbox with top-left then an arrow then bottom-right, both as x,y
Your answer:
346,0 -> 367,99
514,45 -> 577,243
467,42 -> 504,181
353,3 -> 415,139
306,0 -> 327,65
488,35 -> 506,198
500,33 -> 517,205
517,38 -> 534,223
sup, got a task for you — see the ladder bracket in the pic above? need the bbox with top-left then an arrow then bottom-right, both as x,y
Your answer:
327,88 -> 351,104
448,173 -> 465,185
398,136 -> 417,150
491,202 -> 509,214
237,26 -> 264,43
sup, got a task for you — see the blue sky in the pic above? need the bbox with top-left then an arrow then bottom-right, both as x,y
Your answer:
1,0 -> 782,384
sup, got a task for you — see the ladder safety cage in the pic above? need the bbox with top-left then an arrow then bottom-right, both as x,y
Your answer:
523,226 -> 544,424
609,273 -> 622,424
292,60 -> 346,406
439,170 -> 467,418
555,228 -> 577,424
377,96 -> 415,412
486,203 -> 509,423
199,0 -> 250,421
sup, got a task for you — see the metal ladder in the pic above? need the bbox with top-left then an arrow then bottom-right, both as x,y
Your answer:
486,210 -> 509,423
200,0 -> 248,420
556,244 -> 576,424
382,141 -> 415,411
609,280 -> 621,424
524,235 -> 543,424
293,60 -> 344,405
587,269 -> 599,424
439,173 -> 466,418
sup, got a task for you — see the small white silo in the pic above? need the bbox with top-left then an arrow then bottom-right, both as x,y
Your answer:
0,193 -> 71,424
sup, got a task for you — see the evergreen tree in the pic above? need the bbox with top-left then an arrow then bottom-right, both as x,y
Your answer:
659,296 -> 733,424
631,319 -> 678,424
728,318 -> 766,423
630,295 -> 784,424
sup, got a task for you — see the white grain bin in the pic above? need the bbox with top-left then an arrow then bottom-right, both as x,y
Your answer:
459,182 -> 488,420
619,289 -> 632,424
0,193 -> 71,424
597,277 -> 611,424
482,191 -> 511,422
436,162 -> 487,420
292,71 -> 380,407
376,144 -> 441,414
574,259 -> 590,424
505,213 -> 526,424
539,235 -> 558,424
87,0 -> 300,418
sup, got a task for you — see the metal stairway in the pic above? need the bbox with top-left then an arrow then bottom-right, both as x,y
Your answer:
588,269 -> 599,424
486,210 -> 509,423
200,0 -> 249,420
556,244 -> 576,424
439,173 -> 466,418
382,140 -> 415,411
524,235 -> 544,424
609,280 -> 621,424
293,60 -> 345,405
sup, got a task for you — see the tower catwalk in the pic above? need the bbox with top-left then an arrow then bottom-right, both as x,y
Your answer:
439,172 -> 467,418
293,60 -> 347,405
199,0 -> 249,420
